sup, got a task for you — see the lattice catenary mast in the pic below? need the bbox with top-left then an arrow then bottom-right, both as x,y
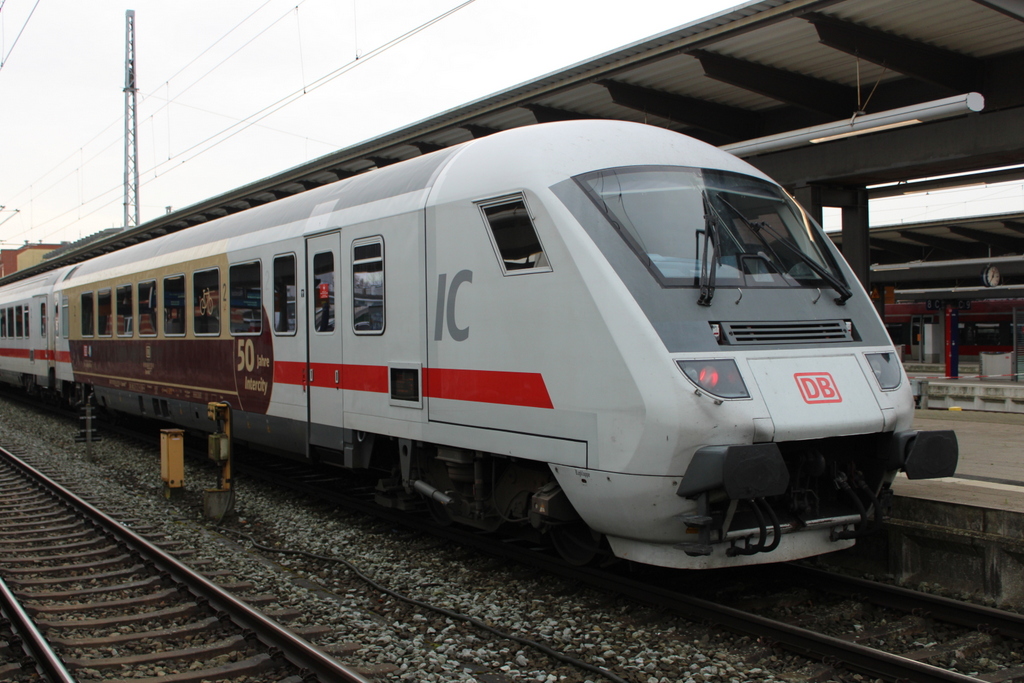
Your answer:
123,9 -> 140,230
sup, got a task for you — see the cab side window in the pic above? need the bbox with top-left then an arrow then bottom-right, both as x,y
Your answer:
480,197 -> 550,274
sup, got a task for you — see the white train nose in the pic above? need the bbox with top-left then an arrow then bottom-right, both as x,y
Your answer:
746,355 -> 885,440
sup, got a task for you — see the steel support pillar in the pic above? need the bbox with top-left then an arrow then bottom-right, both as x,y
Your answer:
840,188 -> 870,291
791,185 -> 824,226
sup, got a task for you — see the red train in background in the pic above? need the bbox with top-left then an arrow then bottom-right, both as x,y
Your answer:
883,299 -> 1021,362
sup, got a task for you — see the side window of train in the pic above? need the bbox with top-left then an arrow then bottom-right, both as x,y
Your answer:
137,281 -> 157,337
116,284 -> 133,337
23,307 -> 29,339
81,293 -> 94,337
193,268 -> 220,336
273,254 -> 296,335
10,307 -> 17,338
164,275 -> 186,336
40,302 -> 46,338
229,262 -> 261,335
1,308 -> 5,337
15,305 -> 23,338
97,289 -> 112,337
352,238 -> 384,335
312,252 -> 335,333
478,196 -> 550,275
61,297 -> 69,340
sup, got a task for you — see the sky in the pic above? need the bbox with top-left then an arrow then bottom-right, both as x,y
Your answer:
1,0 -> 1021,248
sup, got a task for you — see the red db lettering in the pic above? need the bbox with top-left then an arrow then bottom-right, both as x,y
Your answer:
794,372 -> 842,404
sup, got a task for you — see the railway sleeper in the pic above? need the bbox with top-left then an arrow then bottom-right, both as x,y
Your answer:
97,653 -> 276,683
33,603 -> 204,629
901,630 -> 994,663
2,563 -> 147,586
0,554 -> 134,574
46,616 -> 222,648
62,633 -> 249,670
16,573 -> 162,602
837,615 -> 931,644
22,586 -> 184,614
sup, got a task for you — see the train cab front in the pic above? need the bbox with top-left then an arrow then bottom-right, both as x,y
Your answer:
672,354 -> 959,562
674,430 -> 958,560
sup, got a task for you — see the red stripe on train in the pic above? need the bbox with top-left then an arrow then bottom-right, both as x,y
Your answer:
0,349 -> 69,362
423,368 -> 553,409
274,361 -> 552,409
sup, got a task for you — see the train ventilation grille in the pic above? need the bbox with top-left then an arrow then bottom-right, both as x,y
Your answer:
718,320 -> 852,345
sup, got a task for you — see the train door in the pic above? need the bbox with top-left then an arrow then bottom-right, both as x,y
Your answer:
305,232 -> 344,455
33,294 -> 52,380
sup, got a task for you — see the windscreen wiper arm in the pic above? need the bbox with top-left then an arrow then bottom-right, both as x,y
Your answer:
697,192 -> 718,306
718,197 -> 853,305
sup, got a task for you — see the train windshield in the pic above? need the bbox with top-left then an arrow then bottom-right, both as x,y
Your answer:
576,166 -> 845,295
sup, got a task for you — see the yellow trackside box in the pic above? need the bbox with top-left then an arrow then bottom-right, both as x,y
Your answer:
160,429 -> 184,488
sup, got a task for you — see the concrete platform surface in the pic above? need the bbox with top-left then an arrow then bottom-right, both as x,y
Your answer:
892,409 -> 1024,513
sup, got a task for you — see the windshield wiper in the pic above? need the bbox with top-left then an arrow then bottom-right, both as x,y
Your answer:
717,197 -> 853,305
697,192 -> 718,306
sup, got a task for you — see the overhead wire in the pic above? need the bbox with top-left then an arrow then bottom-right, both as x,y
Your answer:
20,0 -> 480,243
1,0 -> 283,225
0,0 -> 40,71
141,0 -> 479,179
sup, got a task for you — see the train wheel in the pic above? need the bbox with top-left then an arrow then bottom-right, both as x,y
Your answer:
551,522 -> 603,566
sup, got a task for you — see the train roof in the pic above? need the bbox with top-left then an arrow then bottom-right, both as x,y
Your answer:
58,121 -> 772,284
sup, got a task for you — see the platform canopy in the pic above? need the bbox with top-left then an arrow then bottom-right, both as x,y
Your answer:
9,0 -> 1024,288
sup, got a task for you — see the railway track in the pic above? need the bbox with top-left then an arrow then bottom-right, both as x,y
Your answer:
5,395 -> 1023,682
234,451 -> 1024,683
0,445 -> 370,683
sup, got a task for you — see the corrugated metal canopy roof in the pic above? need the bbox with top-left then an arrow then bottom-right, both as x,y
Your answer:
8,0 -> 1024,284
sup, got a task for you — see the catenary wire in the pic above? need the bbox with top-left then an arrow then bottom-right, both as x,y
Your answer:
0,0 -> 40,71
2,0 -> 284,218
19,0 -> 479,243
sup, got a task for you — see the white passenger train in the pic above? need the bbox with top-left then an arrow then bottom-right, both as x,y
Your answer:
0,121 -> 957,568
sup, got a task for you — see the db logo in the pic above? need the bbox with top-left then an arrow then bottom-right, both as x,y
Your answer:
794,372 -> 842,404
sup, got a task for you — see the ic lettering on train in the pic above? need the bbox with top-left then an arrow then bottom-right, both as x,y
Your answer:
794,373 -> 842,404
433,270 -> 472,342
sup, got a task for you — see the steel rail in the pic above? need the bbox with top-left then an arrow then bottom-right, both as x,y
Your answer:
0,574 -> 77,683
789,564 -> 1024,641
0,447 -> 371,683
236,457 -> 979,683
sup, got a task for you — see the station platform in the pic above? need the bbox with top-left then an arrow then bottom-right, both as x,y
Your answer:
894,408 -> 1024,514
858,407 -> 1024,605
905,362 -> 1024,414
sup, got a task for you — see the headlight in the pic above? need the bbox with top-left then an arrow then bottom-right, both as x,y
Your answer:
866,352 -> 902,390
677,359 -> 749,399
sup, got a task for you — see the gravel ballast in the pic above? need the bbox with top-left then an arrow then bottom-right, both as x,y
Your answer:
0,397 -> 852,682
